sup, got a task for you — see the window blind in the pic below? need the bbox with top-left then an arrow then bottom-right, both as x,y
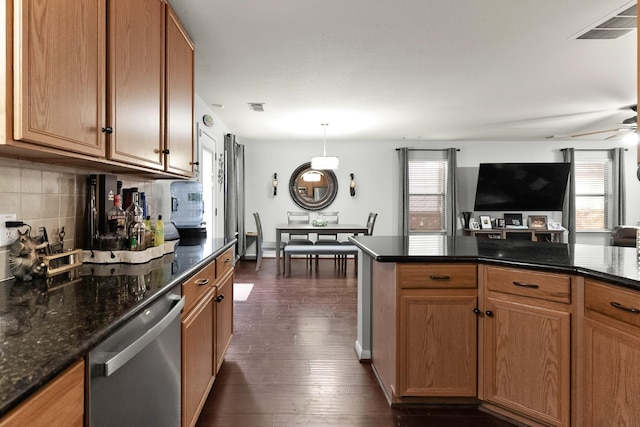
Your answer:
408,159 -> 447,233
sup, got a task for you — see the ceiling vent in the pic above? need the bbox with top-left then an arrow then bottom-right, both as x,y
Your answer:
248,103 -> 265,112
575,3 -> 637,39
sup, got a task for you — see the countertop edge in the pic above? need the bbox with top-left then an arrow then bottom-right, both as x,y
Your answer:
0,239 -> 237,418
348,237 -> 640,292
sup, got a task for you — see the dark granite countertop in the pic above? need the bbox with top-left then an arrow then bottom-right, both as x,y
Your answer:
349,235 -> 640,291
0,237 -> 235,417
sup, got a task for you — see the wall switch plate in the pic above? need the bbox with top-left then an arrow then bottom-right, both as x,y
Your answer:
0,214 -> 18,247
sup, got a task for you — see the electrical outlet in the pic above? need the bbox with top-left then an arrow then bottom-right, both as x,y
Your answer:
0,214 -> 18,247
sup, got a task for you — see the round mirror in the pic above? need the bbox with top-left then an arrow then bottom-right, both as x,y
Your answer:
289,162 -> 338,211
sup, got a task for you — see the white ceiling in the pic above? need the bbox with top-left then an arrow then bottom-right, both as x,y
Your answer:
170,0 -> 637,143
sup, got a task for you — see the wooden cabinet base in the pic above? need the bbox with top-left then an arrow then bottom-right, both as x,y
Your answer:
0,361 -> 84,427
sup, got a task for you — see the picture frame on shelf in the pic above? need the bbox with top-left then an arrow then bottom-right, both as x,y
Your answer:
470,220 -> 481,230
504,213 -> 523,226
547,221 -> 563,230
479,215 -> 492,229
528,215 -> 548,229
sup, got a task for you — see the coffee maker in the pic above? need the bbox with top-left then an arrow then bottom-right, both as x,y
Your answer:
86,174 -> 119,249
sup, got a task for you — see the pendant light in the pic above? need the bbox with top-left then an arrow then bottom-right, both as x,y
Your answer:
311,123 -> 339,170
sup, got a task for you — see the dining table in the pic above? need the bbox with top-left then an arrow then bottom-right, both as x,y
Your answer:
275,223 -> 369,274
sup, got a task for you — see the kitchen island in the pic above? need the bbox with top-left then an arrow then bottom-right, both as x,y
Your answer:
0,238 -> 235,421
349,235 -> 640,426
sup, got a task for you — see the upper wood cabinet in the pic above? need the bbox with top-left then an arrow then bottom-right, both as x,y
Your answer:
12,0 -> 106,157
107,0 -> 165,170
1,0 -> 195,178
165,3 -> 195,177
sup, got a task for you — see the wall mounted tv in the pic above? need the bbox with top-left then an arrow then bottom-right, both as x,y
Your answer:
473,163 -> 570,211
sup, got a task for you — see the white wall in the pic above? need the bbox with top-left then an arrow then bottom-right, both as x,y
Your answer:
242,137 -> 640,246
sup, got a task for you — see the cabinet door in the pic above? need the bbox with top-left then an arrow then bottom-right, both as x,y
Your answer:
108,0 -> 165,170
215,272 -> 234,373
14,0 -> 105,156
398,292 -> 477,397
182,291 -> 215,427
0,360 -> 84,427
483,297 -> 570,427
165,4 -> 194,176
583,318 -> 640,427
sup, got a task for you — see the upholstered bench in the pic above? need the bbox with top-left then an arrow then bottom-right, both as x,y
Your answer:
283,244 -> 358,277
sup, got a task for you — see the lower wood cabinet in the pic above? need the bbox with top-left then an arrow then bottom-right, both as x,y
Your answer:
581,280 -> 640,427
398,291 -> 477,397
481,266 -> 572,427
215,272 -> 234,373
0,360 -> 84,427
181,248 -> 234,427
182,287 -> 216,427
372,263 -> 478,403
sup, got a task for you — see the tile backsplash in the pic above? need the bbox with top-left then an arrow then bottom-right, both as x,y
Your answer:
0,157 -> 156,281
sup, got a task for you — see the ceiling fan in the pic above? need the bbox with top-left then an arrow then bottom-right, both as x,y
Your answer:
549,105 -> 637,140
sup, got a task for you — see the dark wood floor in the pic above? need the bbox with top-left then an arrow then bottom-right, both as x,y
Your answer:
195,258 -> 518,427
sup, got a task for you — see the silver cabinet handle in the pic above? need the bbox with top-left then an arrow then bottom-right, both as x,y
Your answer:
99,294 -> 185,377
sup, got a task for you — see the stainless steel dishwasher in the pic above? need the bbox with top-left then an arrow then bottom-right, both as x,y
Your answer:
87,285 -> 185,427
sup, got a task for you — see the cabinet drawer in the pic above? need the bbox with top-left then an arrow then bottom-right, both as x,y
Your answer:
182,261 -> 215,314
216,247 -> 234,279
398,264 -> 477,289
486,266 -> 571,304
585,280 -> 640,328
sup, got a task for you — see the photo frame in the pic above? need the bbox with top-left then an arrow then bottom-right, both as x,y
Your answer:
504,213 -> 523,227
547,221 -> 563,230
479,215 -> 492,229
470,220 -> 481,230
528,215 -> 548,229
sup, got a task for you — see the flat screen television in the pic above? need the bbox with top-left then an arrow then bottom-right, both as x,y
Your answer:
473,163 -> 570,211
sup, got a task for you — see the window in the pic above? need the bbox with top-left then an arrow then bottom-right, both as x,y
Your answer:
574,151 -> 613,231
407,152 -> 448,233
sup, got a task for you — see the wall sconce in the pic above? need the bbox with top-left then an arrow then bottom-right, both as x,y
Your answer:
272,173 -> 278,196
350,173 -> 356,197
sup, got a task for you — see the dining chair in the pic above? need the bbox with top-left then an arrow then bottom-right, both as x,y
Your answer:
253,212 -> 286,271
340,212 -> 378,270
286,211 -> 314,269
314,211 -> 342,269
286,211 -> 313,244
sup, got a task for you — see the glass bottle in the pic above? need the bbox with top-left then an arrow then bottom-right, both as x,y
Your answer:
105,194 -> 127,250
125,190 -> 143,235
154,215 -> 165,246
107,195 -> 127,235
126,191 -> 146,251
128,215 -> 146,252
